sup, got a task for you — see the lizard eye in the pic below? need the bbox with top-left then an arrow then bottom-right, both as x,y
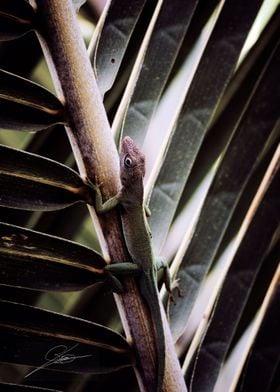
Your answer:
124,155 -> 133,168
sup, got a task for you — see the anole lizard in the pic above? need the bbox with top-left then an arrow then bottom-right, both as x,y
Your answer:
92,136 -> 170,392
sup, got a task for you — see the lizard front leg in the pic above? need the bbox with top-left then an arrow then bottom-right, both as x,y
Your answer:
87,179 -> 121,214
88,180 -> 142,289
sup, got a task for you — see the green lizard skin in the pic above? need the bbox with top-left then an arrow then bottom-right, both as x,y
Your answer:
93,136 -> 165,392
119,137 -> 165,392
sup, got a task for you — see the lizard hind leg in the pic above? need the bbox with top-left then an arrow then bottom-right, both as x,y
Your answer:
155,257 -> 172,294
154,257 -> 182,303
105,273 -> 125,294
104,262 -> 141,293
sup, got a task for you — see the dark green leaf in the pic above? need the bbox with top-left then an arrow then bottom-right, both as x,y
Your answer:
0,144 -> 93,211
189,154 -> 280,391
178,5 -> 280,216
115,0 -> 199,146
0,0 -> 35,41
90,0 -> 147,97
0,383 -> 60,391
0,69 -> 65,131
0,222 -> 106,291
168,40 -> 280,340
237,280 -> 280,392
211,6 -> 280,124
148,0 -> 264,252
0,300 -> 133,373
72,0 -> 87,11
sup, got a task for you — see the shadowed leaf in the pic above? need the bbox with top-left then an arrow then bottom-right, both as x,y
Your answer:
168,40 -> 280,340
0,383 -> 60,391
0,0 -> 35,41
114,0 -> 199,146
0,69 -> 65,131
0,222 -> 107,291
0,300 -> 133,374
189,153 -> 280,391
72,0 -> 87,11
236,280 -> 280,392
89,0 -> 147,97
148,0 -> 263,253
0,144 -> 93,211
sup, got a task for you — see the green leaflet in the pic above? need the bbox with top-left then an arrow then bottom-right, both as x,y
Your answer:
72,0 -> 87,11
168,40 -> 280,340
0,383 -> 59,391
0,0 -> 86,42
0,69 -> 65,132
0,144 -> 92,211
147,0 -> 264,253
189,150 -> 280,391
113,0 -> 199,147
0,222 -> 106,291
236,272 -> 280,392
0,300 -> 134,374
89,0 -> 147,97
0,0 -> 35,41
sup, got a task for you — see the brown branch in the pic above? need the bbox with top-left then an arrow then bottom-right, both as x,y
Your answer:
30,1 -> 186,391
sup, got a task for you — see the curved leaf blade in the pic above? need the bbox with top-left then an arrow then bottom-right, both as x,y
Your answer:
0,222 -> 106,291
0,0 -> 35,41
0,144 -> 93,211
0,69 -> 65,131
148,0 -> 264,252
0,383 -> 60,391
189,151 -> 280,391
168,40 -> 280,340
0,300 -> 133,374
89,0 -> 147,97
236,279 -> 280,392
72,0 -> 87,11
114,0 -> 199,147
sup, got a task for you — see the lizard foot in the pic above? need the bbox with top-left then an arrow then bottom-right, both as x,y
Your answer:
169,279 -> 183,303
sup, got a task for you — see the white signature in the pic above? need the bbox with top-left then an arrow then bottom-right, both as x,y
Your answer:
25,344 -> 92,378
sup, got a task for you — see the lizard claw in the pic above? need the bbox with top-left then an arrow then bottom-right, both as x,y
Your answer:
168,279 -> 183,303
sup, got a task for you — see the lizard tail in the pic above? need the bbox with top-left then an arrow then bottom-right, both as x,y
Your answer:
140,275 -> 165,392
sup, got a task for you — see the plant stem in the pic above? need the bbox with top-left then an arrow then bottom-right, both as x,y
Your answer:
30,1 -> 186,390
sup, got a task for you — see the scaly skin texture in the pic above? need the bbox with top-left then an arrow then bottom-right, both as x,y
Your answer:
119,137 -> 165,392
93,136 -> 165,392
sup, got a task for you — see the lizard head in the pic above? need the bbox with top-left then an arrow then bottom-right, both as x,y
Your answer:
120,136 -> 146,187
